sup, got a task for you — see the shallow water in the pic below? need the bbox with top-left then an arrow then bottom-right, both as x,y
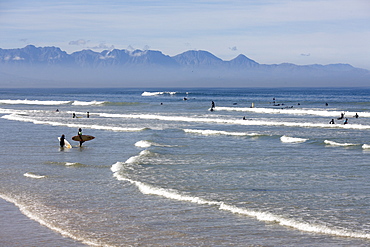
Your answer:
0,88 -> 370,246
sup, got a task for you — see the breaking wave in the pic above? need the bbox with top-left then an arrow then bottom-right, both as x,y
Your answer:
97,112 -> 370,130
0,99 -> 105,106
23,172 -> 46,179
141,91 -> 176,96
280,136 -> 308,143
362,144 -> 370,149
183,129 -> 260,137
0,99 -> 70,105
111,161 -> 370,240
324,140 -> 358,147
0,194 -> 114,247
1,114 -> 147,132
215,106 -> 370,118
71,100 -> 105,106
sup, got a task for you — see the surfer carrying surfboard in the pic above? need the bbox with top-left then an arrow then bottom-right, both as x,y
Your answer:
78,128 -> 84,147
71,130 -> 95,146
60,134 -> 66,147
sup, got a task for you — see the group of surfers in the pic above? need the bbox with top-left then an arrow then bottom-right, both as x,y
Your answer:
59,128 -> 85,148
329,112 -> 359,125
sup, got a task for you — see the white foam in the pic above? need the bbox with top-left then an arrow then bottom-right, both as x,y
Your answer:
216,106 -> 370,118
362,144 -> 370,149
65,162 -> 77,166
324,140 -> 358,147
97,112 -> 370,130
125,150 -> 152,164
71,100 -> 105,106
0,99 -> 70,105
0,194 -> 115,247
141,91 -> 176,96
23,172 -> 46,179
280,135 -> 308,143
135,140 -> 152,148
110,161 -> 125,172
1,114 -> 146,132
183,129 -> 259,137
111,165 -> 370,240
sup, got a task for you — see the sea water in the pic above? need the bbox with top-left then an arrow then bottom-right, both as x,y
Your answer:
0,87 -> 370,246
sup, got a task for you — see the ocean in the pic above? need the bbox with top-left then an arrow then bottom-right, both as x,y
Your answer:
0,87 -> 370,246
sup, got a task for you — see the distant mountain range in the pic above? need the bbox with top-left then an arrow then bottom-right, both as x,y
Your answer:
0,45 -> 369,87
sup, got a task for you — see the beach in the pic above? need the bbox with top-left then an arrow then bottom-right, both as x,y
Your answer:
1,88 -> 370,246
0,198 -> 85,246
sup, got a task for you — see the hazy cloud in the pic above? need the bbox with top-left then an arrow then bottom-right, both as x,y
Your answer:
229,46 -> 237,51
301,53 -> 311,57
69,39 -> 89,46
88,43 -> 115,50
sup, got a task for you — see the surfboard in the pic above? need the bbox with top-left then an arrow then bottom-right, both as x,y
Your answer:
58,137 -> 72,148
71,135 -> 95,142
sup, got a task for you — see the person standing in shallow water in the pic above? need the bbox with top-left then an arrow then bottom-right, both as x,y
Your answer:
59,134 -> 65,147
78,128 -> 84,147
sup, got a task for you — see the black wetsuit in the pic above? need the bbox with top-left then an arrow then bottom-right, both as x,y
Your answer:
60,136 -> 65,147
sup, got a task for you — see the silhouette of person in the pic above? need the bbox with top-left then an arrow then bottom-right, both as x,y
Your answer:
78,128 -> 84,147
60,134 -> 65,147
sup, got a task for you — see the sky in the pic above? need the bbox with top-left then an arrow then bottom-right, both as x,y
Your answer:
1,0 -> 370,70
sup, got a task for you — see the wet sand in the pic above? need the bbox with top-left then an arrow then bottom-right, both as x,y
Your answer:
0,199 -> 86,247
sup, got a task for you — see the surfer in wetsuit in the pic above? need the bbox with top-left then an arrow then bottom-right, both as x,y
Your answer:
329,119 -> 335,124
343,118 -> 348,125
78,128 -> 84,147
60,134 -> 65,147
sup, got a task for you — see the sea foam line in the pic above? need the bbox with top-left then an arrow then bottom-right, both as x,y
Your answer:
141,91 -> 176,96
324,140 -> 358,147
0,99 -> 71,105
1,114 -> 146,132
98,112 -> 370,130
0,194 -> 115,247
111,162 -> 370,240
0,99 -> 106,106
215,106 -> 370,118
71,100 -> 105,106
183,129 -> 260,137
23,172 -> 46,179
362,144 -> 370,149
280,135 -> 308,143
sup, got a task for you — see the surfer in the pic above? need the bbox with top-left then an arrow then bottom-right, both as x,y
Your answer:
87,112 -> 90,118
73,113 -> 76,118
59,134 -> 65,147
78,128 -> 84,147
338,113 -> 344,120
354,113 -> 359,118
211,101 -> 215,109
343,118 -> 348,125
329,119 -> 335,124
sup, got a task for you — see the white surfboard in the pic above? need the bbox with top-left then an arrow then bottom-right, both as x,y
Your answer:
58,137 -> 72,148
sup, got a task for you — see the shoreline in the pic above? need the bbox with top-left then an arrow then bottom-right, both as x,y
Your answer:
0,198 -> 86,247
